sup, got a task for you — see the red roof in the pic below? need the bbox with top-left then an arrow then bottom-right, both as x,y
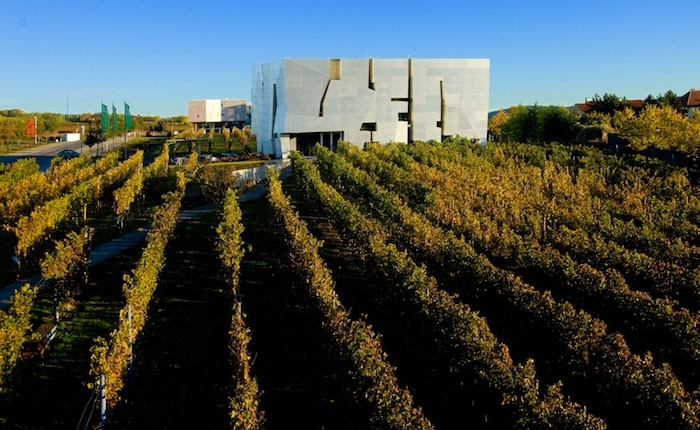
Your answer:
627,99 -> 645,109
680,90 -> 700,108
574,103 -> 591,113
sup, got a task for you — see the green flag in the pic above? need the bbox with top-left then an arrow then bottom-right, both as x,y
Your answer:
112,104 -> 118,132
124,102 -> 132,131
101,104 -> 109,132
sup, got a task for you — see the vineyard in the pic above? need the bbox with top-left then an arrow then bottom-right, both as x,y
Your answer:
1,139 -> 700,429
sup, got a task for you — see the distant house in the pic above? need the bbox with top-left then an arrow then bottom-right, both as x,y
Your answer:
187,99 -> 251,131
571,100 -> 592,117
680,89 -> 700,117
60,133 -> 81,142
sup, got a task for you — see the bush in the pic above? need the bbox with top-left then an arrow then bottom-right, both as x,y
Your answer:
197,165 -> 240,202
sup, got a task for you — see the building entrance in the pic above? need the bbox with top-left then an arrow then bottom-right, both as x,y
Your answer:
290,131 -> 344,155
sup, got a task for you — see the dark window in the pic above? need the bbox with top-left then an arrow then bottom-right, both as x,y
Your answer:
398,112 -> 408,121
360,122 -> 377,131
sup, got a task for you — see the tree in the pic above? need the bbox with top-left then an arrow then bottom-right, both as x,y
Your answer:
0,109 -> 26,117
41,113 -> 62,133
644,90 -> 683,114
488,110 -> 509,141
537,105 -> 577,142
178,127 -> 192,139
1,118 -> 22,141
222,127 -> 232,150
172,115 -> 188,125
587,93 -> 627,115
24,117 -> 36,139
83,124 -> 102,149
193,127 -> 206,139
500,105 -> 576,143
233,126 -> 252,153
501,105 -> 534,142
687,115 -> 700,156
207,128 -> 215,152
612,105 -> 691,152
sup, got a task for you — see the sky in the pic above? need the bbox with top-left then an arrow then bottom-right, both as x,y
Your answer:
1,1 -> 698,118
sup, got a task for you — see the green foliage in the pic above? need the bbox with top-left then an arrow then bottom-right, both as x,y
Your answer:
216,189 -> 264,429
268,166 -> 434,430
488,109 -> 509,141
587,93 -> 628,115
0,109 -> 26,117
39,113 -> 62,133
384,140 -> 700,389
0,284 -> 38,393
645,90 -> 683,113
222,127 -> 232,150
90,174 -> 186,408
182,151 -> 200,178
501,105 -> 577,143
83,124 -> 102,148
0,158 -> 39,187
196,165 -> 239,202
308,144 -> 607,429
217,189 -> 246,293
612,105 -> 700,154
40,227 -> 91,282
12,151 -> 138,256
40,226 -> 92,314
0,118 -> 23,141
233,127 -> 254,153
142,144 -> 170,183
114,169 -> 144,218
170,115 -> 188,125
346,140 -> 700,428
113,146 -> 171,220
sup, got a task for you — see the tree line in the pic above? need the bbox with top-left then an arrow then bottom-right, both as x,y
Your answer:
489,90 -> 700,158
0,109 -> 190,143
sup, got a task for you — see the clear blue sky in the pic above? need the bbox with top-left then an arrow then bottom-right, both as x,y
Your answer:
1,1 -> 698,118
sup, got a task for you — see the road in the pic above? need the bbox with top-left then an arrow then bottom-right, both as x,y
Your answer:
0,136 -> 130,171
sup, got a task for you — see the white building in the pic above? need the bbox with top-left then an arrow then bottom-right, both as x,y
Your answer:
60,133 -> 81,142
251,58 -> 490,158
188,99 -> 250,129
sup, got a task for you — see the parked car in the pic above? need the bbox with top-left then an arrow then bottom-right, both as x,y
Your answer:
57,149 -> 80,159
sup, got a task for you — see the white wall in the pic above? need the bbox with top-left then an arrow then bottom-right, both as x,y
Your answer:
60,133 -> 81,142
252,58 -> 490,158
188,100 -> 223,123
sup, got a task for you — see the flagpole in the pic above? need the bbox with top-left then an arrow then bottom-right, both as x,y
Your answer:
123,102 -> 130,161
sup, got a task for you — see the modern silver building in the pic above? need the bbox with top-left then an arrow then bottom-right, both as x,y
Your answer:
251,58 -> 489,158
